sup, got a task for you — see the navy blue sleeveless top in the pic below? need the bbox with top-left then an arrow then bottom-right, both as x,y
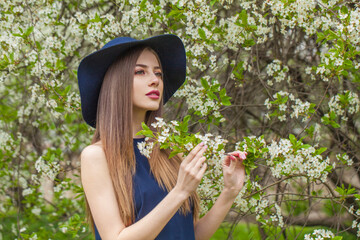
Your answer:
94,138 -> 195,240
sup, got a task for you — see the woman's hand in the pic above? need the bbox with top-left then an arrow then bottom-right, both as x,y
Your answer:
222,151 -> 247,199
174,142 -> 207,197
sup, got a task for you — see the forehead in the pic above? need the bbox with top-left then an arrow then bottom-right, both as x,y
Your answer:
136,49 -> 161,66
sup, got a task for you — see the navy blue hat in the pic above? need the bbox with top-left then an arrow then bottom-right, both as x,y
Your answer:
77,34 -> 186,128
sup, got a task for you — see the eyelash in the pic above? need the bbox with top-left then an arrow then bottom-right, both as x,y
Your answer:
135,70 -> 163,78
135,70 -> 145,75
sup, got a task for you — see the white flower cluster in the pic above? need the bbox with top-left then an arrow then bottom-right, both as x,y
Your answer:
304,229 -> 335,240
266,60 -> 290,86
328,91 -> 360,121
22,188 -> 34,196
29,233 -> 38,240
336,153 -> 353,166
269,203 -> 284,227
138,117 -> 229,214
234,178 -> 284,228
195,133 -> 228,178
235,135 -> 267,153
35,156 -> 60,181
265,0 -> 318,34
318,50 -> 346,72
348,8 -> 360,45
351,209 -> 360,238
0,129 -> 13,152
265,91 -> 314,122
137,138 -> 154,159
174,77 -> 225,121
267,139 -> 331,182
255,198 -> 269,220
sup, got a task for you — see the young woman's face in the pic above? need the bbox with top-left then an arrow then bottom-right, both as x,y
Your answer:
132,49 -> 164,113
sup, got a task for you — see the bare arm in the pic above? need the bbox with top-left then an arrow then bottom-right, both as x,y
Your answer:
81,143 -> 208,240
194,189 -> 237,240
194,152 -> 246,240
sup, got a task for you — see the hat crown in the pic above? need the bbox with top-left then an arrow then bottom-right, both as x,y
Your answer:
102,37 -> 137,50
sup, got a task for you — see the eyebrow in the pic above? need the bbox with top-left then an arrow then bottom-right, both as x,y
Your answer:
135,64 -> 161,69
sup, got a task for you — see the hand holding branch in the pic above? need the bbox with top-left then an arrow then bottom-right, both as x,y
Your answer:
222,151 -> 247,199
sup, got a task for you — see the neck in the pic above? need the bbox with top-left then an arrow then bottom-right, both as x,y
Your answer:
132,108 -> 147,138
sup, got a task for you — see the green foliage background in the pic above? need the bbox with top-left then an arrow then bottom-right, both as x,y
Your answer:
1,0 -> 360,239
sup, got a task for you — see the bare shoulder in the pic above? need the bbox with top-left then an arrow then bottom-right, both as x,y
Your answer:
81,143 -> 105,163
80,144 -> 109,182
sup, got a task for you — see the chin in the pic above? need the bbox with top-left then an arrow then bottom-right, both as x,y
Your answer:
147,105 -> 160,111
138,103 -> 160,112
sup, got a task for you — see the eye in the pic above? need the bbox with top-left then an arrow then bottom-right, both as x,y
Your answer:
155,72 -> 163,78
135,69 -> 145,75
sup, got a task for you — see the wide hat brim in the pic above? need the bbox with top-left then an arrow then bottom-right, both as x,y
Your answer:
77,34 -> 186,128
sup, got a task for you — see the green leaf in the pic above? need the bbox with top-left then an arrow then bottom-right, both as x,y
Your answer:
325,165 -> 333,172
239,9 -> 248,25
198,28 -> 206,40
55,106 -> 64,113
221,96 -> 231,106
200,78 -> 210,90
327,30 -> 339,41
340,5 -> 348,15
169,150 -> 180,159
168,9 -> 180,17
141,122 -> 150,131
183,115 -> 191,124
299,144 -> 311,149
331,121 -> 340,128
316,147 -> 327,155
180,115 -> 191,132
252,192 -> 261,200
289,134 -> 296,145
24,26 -> 34,38
142,130 -> 154,138
90,13 -> 102,23
343,59 -> 353,69
316,32 -> 325,43
64,85 -> 71,95
140,0 -> 147,10
219,89 -> 232,105
354,194 -> 360,200
333,236 -> 343,240
243,39 -> 255,47
207,92 -> 218,100
219,88 -> 226,98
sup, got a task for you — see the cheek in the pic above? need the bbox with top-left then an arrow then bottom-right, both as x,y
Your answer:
132,79 -> 142,94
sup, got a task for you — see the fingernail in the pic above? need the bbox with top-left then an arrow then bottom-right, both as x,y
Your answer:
200,142 -> 204,147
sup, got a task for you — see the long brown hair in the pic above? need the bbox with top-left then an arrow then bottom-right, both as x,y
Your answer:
84,45 -> 200,236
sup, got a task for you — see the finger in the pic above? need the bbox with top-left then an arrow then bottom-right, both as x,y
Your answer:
223,154 -> 234,167
236,151 -> 247,160
227,151 -> 247,160
223,155 -> 231,167
183,142 -> 204,164
197,162 -> 207,179
188,145 -> 207,168
228,156 -> 237,172
193,156 -> 206,171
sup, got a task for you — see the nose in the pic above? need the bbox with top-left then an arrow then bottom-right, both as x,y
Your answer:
148,72 -> 160,86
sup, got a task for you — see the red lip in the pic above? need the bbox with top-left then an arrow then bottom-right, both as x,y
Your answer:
146,90 -> 160,96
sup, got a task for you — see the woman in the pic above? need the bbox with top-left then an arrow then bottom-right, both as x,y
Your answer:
78,34 -> 246,240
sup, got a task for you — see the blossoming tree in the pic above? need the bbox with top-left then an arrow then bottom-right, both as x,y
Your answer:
0,0 -> 359,239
